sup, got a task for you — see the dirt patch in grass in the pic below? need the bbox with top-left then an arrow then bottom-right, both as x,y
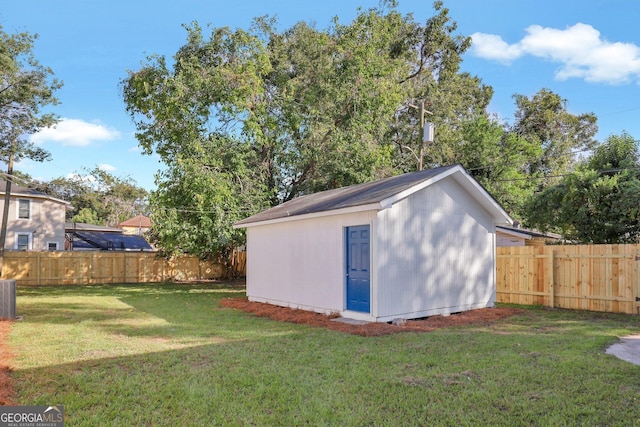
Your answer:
0,320 -> 15,405
220,298 -> 523,337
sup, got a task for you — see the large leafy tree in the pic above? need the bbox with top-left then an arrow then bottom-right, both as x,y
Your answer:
122,22 -> 272,257
390,7 -> 494,172
122,1 -> 494,257
146,135 -> 265,259
256,9 -> 413,200
0,25 -> 62,263
526,133 -> 640,243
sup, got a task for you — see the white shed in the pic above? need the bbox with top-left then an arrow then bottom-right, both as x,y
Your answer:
234,164 -> 513,322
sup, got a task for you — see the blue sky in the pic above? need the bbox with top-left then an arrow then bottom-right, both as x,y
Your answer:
2,0 -> 639,190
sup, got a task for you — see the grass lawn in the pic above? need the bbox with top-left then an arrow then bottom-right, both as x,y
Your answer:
7,282 -> 640,426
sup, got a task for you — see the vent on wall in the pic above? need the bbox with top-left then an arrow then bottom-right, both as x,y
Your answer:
0,279 -> 16,320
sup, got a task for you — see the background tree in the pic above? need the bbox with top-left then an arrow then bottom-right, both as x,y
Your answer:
525,132 -> 640,243
454,114 -> 542,217
511,88 -> 598,182
450,88 -> 598,221
31,167 -> 148,225
0,25 -> 62,268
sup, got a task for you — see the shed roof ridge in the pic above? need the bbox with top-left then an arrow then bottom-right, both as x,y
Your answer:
235,165 -> 459,226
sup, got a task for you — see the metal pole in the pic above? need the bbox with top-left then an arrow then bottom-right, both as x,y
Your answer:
418,101 -> 425,171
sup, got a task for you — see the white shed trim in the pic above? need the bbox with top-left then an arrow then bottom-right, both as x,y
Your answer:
234,202 -> 383,228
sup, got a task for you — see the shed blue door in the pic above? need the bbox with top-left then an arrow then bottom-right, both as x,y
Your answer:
346,225 -> 370,312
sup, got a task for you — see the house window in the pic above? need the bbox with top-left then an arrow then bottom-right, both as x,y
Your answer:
47,242 -> 58,251
17,199 -> 30,219
16,233 -> 30,251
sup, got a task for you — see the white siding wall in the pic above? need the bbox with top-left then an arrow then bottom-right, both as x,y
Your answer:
246,211 -> 376,314
376,178 -> 495,321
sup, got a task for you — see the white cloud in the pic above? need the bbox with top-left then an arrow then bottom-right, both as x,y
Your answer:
470,32 -> 522,63
98,163 -> 116,172
471,23 -> 640,84
31,118 -> 121,147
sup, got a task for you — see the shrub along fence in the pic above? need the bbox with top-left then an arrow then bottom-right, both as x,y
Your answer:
1,250 -> 247,286
497,245 -> 640,315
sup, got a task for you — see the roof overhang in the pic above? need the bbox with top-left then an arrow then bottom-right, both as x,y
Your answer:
496,225 -> 562,240
496,227 -> 532,240
233,202 -> 382,228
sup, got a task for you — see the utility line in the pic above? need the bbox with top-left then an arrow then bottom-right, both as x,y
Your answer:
492,168 -> 637,182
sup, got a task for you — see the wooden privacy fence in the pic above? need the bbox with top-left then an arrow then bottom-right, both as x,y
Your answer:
497,245 -> 640,315
1,251 -> 247,286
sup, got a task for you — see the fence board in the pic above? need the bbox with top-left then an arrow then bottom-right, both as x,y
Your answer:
497,244 -> 640,315
0,251 -> 247,286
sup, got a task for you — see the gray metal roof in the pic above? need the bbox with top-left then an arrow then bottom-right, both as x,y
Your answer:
235,165 -> 460,226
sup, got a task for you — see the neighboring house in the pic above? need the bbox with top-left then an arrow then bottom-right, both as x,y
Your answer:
0,181 -> 71,251
234,164 -> 513,322
496,225 -> 562,247
117,215 -> 151,236
66,222 -> 154,251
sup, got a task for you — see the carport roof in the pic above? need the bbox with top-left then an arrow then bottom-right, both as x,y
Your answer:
234,164 -> 513,228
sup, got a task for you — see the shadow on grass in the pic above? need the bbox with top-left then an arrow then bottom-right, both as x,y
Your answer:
13,322 -> 640,427
16,281 -> 246,298
15,282 -> 259,341
14,337 -> 372,426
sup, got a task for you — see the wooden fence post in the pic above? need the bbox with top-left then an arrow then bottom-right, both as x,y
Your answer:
36,251 -> 41,286
549,250 -> 555,308
635,246 -> 640,315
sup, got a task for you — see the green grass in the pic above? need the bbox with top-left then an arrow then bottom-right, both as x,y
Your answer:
8,282 -> 640,426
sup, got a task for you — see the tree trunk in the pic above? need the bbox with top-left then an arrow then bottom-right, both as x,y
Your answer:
0,150 -> 15,278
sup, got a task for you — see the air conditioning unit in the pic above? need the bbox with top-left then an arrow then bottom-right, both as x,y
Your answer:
0,279 -> 16,320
